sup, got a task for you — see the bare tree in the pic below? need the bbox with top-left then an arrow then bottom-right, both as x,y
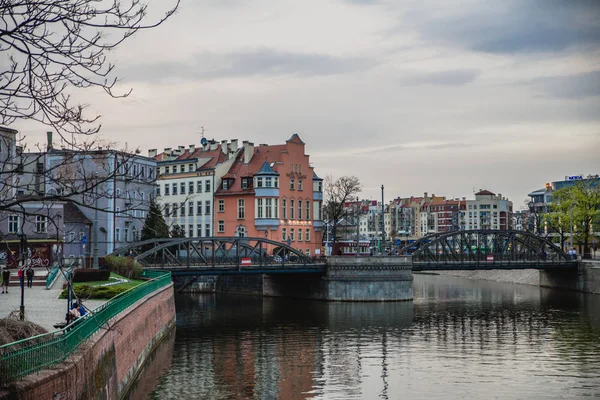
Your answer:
323,175 -> 361,252
0,0 -> 179,140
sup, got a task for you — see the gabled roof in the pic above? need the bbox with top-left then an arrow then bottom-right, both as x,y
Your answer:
255,160 -> 279,176
63,202 -> 92,225
286,133 -> 305,145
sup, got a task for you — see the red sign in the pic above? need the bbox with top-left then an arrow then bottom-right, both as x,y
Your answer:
241,258 -> 251,266
486,255 -> 494,262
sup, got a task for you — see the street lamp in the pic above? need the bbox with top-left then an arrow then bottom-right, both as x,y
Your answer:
92,172 -> 99,268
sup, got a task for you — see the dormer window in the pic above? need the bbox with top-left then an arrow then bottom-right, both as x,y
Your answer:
241,178 -> 249,189
223,179 -> 230,190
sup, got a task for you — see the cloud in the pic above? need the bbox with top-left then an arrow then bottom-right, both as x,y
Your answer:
400,69 -> 479,86
122,48 -> 374,82
529,70 -> 600,98
410,0 -> 600,54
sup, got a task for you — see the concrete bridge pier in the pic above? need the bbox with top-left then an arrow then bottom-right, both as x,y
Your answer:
262,256 -> 414,301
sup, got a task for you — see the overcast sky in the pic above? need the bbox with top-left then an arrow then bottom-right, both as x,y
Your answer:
19,0 -> 600,206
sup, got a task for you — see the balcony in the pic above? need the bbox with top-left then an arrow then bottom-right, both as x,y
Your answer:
254,218 -> 280,228
254,187 -> 279,197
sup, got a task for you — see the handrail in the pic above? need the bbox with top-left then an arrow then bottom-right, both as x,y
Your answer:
45,263 -> 60,289
0,270 -> 172,383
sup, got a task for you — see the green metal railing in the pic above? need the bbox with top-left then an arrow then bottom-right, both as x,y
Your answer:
0,270 -> 172,383
45,263 -> 60,289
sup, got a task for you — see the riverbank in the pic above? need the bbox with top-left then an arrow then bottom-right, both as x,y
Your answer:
431,260 -> 600,295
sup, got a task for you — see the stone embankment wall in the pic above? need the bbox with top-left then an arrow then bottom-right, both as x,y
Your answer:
436,261 -> 600,295
2,283 -> 176,400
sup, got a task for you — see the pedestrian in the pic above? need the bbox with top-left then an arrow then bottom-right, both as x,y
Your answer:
26,266 -> 34,288
69,302 -> 81,323
1,267 -> 10,293
17,267 -> 24,288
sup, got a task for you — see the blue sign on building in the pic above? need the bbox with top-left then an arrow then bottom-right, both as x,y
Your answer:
81,235 -> 87,245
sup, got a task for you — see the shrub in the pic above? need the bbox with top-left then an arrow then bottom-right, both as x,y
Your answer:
73,269 -> 110,282
59,284 -> 130,299
103,256 -> 143,279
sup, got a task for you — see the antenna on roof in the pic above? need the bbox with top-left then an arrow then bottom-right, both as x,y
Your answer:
197,126 -> 208,146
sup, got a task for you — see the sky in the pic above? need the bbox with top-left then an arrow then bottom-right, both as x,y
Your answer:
17,0 -> 600,207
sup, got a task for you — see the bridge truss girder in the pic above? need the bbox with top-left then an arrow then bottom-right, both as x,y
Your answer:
399,230 -> 570,263
107,237 -> 314,268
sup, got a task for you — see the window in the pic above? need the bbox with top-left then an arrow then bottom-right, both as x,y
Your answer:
69,232 -> 75,242
205,200 -> 211,215
205,180 -> 211,192
306,229 -> 310,242
165,166 -> 170,174
493,204 -> 498,209
189,164 -> 194,172
241,178 -> 248,189
8,215 -> 19,233
238,199 -> 245,219
317,181 -> 322,192
290,200 -> 295,219
36,215 -> 47,233
172,204 -> 178,217
189,202 -> 194,216
306,249 -> 311,257
116,228 -> 120,242
156,186 -> 161,197
197,201 -> 203,215
218,199 -> 225,212
179,165 -> 184,173
274,199 -> 279,218
164,204 -> 170,217
265,198 -> 272,218
256,177 -> 263,188
306,202 -> 310,221
218,220 -> 225,233
282,199 -> 287,219
164,184 -> 169,196
197,181 -> 202,193
274,177 -> 278,188
124,228 -> 129,242
205,224 -> 210,237
189,226 -> 194,238
197,224 -> 202,237
290,228 -> 295,241
172,183 -> 177,195
265,177 -> 272,187
282,228 -> 287,241
298,229 -> 303,242
189,181 -> 194,194
298,179 -> 303,191
298,200 -> 302,220
116,188 -> 121,198
257,199 -> 263,218
290,179 -> 295,190
180,182 -> 186,195
180,202 -> 186,217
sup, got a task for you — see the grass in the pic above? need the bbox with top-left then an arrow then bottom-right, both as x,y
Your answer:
59,273 -> 146,299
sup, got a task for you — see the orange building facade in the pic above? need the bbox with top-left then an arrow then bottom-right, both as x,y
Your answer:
214,134 -> 324,257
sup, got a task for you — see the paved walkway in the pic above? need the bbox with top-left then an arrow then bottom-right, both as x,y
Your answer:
0,269 -> 107,332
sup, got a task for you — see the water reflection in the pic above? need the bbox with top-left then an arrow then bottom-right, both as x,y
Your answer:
129,275 -> 600,399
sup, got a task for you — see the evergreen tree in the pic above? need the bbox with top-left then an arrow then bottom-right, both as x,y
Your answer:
141,198 -> 170,241
170,224 -> 186,238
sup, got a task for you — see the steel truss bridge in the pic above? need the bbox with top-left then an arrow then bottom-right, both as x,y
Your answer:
398,229 -> 576,270
108,237 -> 325,275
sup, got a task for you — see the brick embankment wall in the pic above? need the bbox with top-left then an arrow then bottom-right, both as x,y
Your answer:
434,270 -> 541,286
1,283 -> 176,400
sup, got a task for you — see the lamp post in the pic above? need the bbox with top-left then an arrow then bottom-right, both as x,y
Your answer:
92,172 -> 99,268
381,185 -> 385,254
356,197 -> 360,257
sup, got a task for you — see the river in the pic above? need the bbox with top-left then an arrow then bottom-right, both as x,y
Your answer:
127,274 -> 600,399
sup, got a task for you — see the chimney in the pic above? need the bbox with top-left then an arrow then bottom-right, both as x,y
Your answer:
230,139 -> 238,152
432,193 -> 436,198
221,140 -> 228,154
244,142 -> 254,164
164,147 -> 171,154
424,192 -> 428,198
46,131 -> 53,150
189,144 -> 195,153
148,149 -> 157,158
210,142 -> 218,151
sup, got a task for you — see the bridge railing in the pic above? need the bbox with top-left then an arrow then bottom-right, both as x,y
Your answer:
0,270 -> 172,383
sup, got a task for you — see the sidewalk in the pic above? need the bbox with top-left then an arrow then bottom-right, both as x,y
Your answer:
0,269 -> 107,332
